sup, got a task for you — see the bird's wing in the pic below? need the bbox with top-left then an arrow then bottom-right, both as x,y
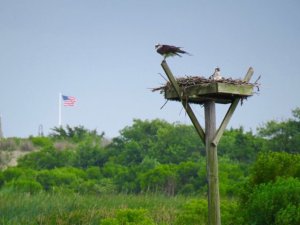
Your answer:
156,44 -> 191,56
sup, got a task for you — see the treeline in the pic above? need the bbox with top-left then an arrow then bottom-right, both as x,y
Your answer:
0,108 -> 300,225
0,120 -> 263,196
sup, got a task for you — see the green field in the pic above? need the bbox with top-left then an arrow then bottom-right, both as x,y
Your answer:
0,191 -> 243,225
0,192 -> 202,225
1,110 -> 300,225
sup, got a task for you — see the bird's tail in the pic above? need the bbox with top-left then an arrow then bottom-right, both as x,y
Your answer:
179,49 -> 192,56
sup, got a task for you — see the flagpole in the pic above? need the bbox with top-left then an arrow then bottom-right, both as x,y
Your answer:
59,92 -> 62,126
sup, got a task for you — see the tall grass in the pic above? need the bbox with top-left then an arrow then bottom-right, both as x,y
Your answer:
0,191 -> 187,225
0,191 -> 240,224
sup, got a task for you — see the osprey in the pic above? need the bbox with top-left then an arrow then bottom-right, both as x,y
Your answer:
155,44 -> 191,59
209,67 -> 223,80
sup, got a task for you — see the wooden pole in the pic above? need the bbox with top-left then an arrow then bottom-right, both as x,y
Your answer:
212,67 -> 254,146
160,61 -> 253,225
205,100 -> 221,225
161,60 -> 205,144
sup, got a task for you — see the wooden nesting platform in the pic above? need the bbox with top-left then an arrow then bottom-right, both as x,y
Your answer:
153,76 -> 257,104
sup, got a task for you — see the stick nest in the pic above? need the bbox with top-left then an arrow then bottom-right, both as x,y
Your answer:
152,75 -> 261,93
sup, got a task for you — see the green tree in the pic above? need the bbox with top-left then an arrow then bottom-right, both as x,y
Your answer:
0,171 -> 4,187
17,147 -> 75,170
138,156 -> 160,173
36,167 -> 85,191
108,119 -> 172,165
114,166 -> 140,193
218,157 -> 246,197
101,162 -> 126,178
176,161 -> 201,194
241,177 -> 300,225
101,161 -> 139,193
218,127 -> 266,163
86,166 -> 102,180
3,179 -> 42,194
29,136 -> 53,148
250,151 -> 300,186
2,167 -> 23,182
108,119 -> 203,165
151,123 -> 203,163
139,164 -> 178,195
73,142 -> 108,169
257,107 -> 300,153
2,167 -> 37,182
237,151 -> 300,224
119,141 -> 143,165
50,125 -> 104,144
275,204 -> 300,225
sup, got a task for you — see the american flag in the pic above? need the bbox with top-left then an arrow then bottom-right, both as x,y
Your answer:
62,95 -> 77,106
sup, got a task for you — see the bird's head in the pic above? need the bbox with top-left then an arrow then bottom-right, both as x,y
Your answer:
215,67 -> 220,72
155,44 -> 161,49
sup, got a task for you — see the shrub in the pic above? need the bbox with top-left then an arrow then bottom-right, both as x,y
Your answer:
36,168 -> 84,191
86,166 -> 102,180
100,208 -> 155,225
250,151 -> 300,186
139,164 -> 178,196
73,143 -> 107,169
175,198 -> 240,225
54,167 -> 87,180
2,167 -> 23,182
218,157 -> 246,197
82,178 -> 117,194
4,179 -> 43,194
275,204 -> 300,225
36,170 -> 56,191
241,177 -> 300,225
0,171 -> 4,187
175,199 -> 207,225
2,167 -> 37,188
30,137 -> 53,148
17,147 -> 75,169
76,180 -> 101,194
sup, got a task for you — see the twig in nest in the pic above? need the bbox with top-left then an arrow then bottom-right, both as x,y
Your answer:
158,73 -> 168,82
179,106 -> 185,116
160,100 -> 169,110
254,75 -> 261,84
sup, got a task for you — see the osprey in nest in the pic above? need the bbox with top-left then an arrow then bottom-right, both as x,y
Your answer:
209,67 -> 223,80
155,44 -> 191,59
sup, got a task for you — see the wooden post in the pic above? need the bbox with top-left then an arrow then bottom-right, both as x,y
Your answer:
205,101 -> 221,225
159,61 -> 254,225
212,67 -> 254,146
161,60 -> 205,144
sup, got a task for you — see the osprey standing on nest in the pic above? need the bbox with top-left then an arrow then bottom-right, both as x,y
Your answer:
209,67 -> 223,80
155,44 -> 191,59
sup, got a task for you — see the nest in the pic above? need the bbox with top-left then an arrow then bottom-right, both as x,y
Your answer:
152,75 -> 261,106
152,75 -> 260,93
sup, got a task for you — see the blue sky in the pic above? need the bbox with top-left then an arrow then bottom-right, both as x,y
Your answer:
0,0 -> 299,138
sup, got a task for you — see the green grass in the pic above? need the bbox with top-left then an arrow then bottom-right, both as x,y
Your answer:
0,192 -> 188,225
0,191 -> 240,224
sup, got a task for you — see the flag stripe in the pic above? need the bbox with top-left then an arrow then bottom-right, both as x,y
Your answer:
62,95 -> 77,106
